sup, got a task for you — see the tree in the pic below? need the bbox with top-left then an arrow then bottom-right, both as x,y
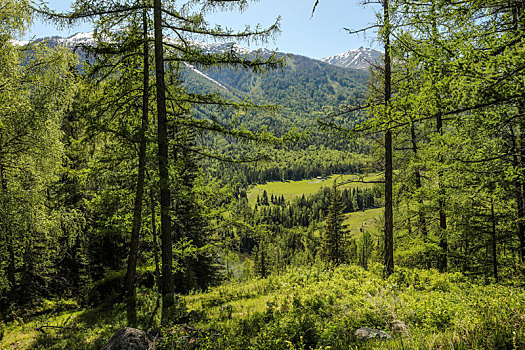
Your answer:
0,2 -> 78,307
322,180 -> 347,264
123,8 -> 150,326
313,0 -> 395,275
39,0 -> 281,324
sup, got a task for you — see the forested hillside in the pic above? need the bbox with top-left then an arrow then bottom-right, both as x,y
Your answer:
2,0 -> 525,349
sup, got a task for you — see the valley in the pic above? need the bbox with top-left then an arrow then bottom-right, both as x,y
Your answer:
2,0 -> 525,349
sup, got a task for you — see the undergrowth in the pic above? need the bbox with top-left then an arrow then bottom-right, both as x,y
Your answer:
2,264 -> 525,349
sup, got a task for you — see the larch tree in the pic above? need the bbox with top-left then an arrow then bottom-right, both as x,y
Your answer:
38,0 -> 282,324
312,0 -> 395,275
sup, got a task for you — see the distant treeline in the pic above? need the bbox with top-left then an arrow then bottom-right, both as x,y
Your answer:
205,146 -> 377,185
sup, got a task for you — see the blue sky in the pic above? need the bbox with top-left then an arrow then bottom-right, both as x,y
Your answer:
25,0 -> 378,59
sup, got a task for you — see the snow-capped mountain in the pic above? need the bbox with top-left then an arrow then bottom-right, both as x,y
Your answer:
14,32 -> 372,95
15,32 -> 252,56
11,32 -> 371,133
13,32 -> 96,47
15,32 -> 379,72
191,41 -> 251,55
321,47 -> 382,71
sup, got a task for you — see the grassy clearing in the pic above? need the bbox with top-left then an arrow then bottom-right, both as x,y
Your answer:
344,207 -> 383,235
0,296 -> 150,349
247,173 -> 381,206
0,310 -> 84,349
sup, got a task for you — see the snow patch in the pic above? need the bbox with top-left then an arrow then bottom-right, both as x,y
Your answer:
184,63 -> 229,91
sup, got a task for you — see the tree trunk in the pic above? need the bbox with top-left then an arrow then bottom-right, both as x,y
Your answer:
383,0 -> 394,277
510,126 -> 525,262
125,8 -> 150,327
153,0 -> 175,323
436,113 -> 447,272
517,187 -> 525,263
410,124 -> 428,237
491,198 -> 498,282
519,119 -> 525,263
150,187 -> 161,293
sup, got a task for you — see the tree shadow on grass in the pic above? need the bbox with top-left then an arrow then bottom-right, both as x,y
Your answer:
31,303 -> 126,350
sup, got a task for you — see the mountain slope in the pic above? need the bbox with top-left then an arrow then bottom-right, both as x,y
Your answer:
183,53 -> 369,139
16,33 -> 370,139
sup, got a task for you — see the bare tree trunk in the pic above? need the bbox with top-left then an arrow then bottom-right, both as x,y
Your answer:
125,8 -> 150,327
153,0 -> 175,323
509,0 -> 525,264
519,119 -> 525,264
491,198 -> 498,282
383,0 -> 394,277
410,124 -> 428,237
150,187 -> 161,293
437,113 -> 447,272
410,123 -> 431,268
510,126 -> 525,262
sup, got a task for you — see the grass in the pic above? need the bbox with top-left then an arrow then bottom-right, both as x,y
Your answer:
344,207 -> 383,236
182,264 -> 525,349
3,264 -> 525,349
247,173 -> 381,206
0,310 -> 84,349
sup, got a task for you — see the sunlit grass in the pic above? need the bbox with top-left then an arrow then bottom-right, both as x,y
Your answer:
247,173 -> 382,206
344,207 -> 383,236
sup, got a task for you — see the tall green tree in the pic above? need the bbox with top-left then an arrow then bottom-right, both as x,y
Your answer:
0,2 -> 78,307
322,180 -> 347,265
40,0 -> 282,324
313,0 -> 395,275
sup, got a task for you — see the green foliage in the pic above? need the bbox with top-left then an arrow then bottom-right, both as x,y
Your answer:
3,265 -> 525,349
322,180 -> 348,264
0,0 -> 30,39
0,37 -> 79,309
181,265 -> 525,349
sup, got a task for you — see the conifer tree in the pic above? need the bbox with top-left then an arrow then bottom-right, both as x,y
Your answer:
381,0 -> 394,277
313,0 -> 395,275
39,0 -> 281,324
322,180 -> 347,264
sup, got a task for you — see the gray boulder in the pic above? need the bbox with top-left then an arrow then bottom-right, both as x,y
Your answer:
101,327 -> 155,350
355,327 -> 392,341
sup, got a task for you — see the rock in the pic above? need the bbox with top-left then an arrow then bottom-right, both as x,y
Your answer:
100,327 -> 155,350
355,327 -> 392,341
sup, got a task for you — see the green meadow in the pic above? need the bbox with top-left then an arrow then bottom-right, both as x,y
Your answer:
247,173 -> 382,206
344,207 -> 383,235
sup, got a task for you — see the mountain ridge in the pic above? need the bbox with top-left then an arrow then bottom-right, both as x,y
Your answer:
13,32 -> 371,141
321,47 -> 382,70
13,32 -> 379,71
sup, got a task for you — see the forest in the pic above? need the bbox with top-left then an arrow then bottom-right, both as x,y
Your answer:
2,0 -> 525,349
